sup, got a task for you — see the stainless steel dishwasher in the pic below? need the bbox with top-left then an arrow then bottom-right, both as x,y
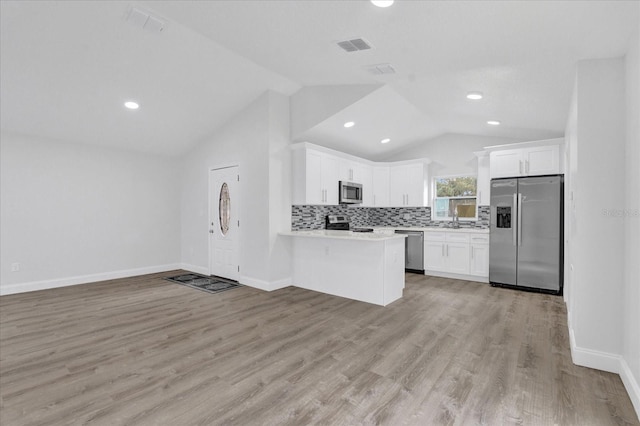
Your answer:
394,230 -> 424,273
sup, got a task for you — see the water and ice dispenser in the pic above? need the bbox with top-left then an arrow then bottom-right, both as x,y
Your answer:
496,206 -> 512,228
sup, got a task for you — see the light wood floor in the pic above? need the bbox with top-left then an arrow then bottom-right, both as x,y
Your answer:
1,272 -> 638,426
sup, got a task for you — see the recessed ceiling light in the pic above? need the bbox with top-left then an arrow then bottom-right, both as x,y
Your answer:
371,0 -> 394,7
381,138 -> 391,144
466,92 -> 483,100
344,121 -> 355,128
124,101 -> 139,110
487,120 -> 501,126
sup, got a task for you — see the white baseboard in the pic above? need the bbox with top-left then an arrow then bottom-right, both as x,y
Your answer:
567,304 -> 640,420
239,275 -> 291,292
179,263 -> 209,275
620,358 -> 640,420
176,266 -> 292,291
424,270 -> 489,283
569,327 -> 621,374
0,263 -> 182,296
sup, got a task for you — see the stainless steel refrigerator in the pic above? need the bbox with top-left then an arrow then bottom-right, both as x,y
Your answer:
489,175 -> 563,294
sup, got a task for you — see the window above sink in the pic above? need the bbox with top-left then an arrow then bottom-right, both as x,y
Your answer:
432,175 -> 477,221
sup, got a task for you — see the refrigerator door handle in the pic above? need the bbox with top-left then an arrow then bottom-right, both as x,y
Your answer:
517,193 -> 523,246
513,193 -> 518,246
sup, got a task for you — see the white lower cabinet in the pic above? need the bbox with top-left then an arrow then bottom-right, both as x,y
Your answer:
423,232 -> 469,274
424,241 -> 446,271
446,243 -> 470,274
469,234 -> 490,277
470,244 -> 489,276
424,231 -> 489,282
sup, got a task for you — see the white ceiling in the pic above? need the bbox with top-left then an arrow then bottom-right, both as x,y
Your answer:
1,1 -> 638,158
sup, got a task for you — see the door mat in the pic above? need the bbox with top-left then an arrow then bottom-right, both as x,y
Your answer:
165,273 -> 241,295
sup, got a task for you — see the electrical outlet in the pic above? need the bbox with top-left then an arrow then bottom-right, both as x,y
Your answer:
11,262 -> 20,272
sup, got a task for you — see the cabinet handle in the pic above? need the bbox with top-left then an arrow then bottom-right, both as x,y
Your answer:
525,160 -> 530,174
479,191 -> 482,205
471,246 -> 474,259
406,194 -> 409,205
519,160 -> 523,175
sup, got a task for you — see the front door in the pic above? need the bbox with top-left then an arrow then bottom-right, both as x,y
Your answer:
209,166 -> 239,281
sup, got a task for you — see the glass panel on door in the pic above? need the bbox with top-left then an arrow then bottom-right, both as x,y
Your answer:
219,182 -> 230,236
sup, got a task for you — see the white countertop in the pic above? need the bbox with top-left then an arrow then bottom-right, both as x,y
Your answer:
372,227 -> 490,234
280,230 -> 408,241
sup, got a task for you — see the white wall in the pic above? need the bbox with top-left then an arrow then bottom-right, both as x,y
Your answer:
180,91 -> 292,289
290,84 -> 380,139
623,22 -> 640,415
381,133 -> 525,207
565,53 -> 640,418
568,57 -> 625,367
564,81 -> 578,312
382,133 -> 525,176
268,91 -> 293,283
0,132 -> 181,295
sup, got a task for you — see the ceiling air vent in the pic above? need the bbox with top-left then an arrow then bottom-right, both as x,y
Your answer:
126,7 -> 166,33
337,38 -> 373,52
365,63 -> 396,75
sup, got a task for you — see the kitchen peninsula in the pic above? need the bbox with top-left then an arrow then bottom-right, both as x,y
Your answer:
280,230 -> 407,306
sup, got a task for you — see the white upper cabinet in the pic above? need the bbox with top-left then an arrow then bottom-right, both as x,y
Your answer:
292,143 -> 429,207
338,159 -> 366,183
524,145 -> 560,176
371,167 -> 390,207
475,152 -> 491,206
359,164 -> 374,207
293,148 -> 339,205
490,144 -> 560,178
389,163 -> 426,207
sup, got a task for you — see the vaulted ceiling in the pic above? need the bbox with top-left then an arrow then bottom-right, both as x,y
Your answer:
1,1 -> 638,158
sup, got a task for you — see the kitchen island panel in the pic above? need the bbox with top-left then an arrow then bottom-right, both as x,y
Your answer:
288,235 -> 405,306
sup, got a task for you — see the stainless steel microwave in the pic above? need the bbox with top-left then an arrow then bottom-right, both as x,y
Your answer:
339,181 -> 363,204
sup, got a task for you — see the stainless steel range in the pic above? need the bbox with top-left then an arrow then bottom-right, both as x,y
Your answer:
325,215 -> 373,232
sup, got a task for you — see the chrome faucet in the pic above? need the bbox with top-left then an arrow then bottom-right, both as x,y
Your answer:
451,208 -> 460,228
